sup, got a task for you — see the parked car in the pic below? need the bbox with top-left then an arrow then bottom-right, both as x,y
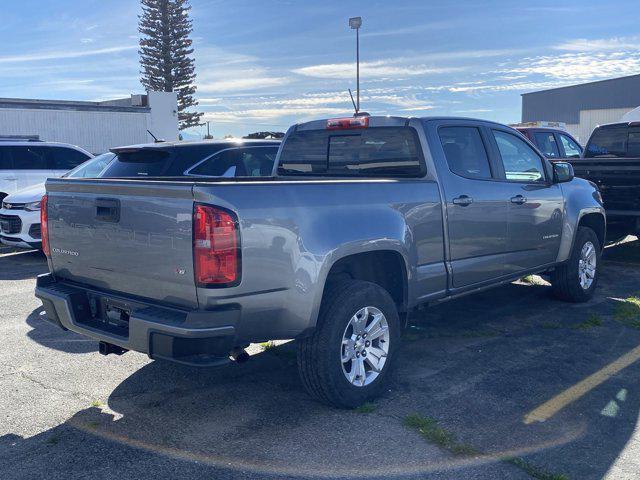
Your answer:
0,140 -> 93,202
35,116 -> 605,408
514,126 -> 583,161
569,122 -> 640,240
0,152 -> 115,249
1,140 -> 280,249
99,139 -> 280,178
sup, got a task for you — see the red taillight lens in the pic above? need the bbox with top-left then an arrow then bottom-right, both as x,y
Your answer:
193,204 -> 240,287
326,116 -> 369,130
41,194 -> 50,257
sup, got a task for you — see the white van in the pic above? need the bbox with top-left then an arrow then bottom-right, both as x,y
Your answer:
0,140 -> 93,201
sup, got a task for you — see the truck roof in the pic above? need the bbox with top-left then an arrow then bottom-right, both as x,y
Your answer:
111,138 -> 280,153
293,115 -> 509,131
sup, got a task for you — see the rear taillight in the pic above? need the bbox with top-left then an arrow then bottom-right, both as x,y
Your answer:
41,194 -> 50,257
326,116 -> 369,130
193,204 -> 240,287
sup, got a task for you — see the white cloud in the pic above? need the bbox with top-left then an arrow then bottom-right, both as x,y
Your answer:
293,60 -> 459,79
0,45 -> 137,64
555,36 -> 640,52
506,52 -> 640,81
202,106 -> 350,123
199,76 -> 290,93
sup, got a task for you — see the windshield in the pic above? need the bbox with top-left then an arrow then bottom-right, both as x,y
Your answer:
278,127 -> 425,177
64,153 -> 116,178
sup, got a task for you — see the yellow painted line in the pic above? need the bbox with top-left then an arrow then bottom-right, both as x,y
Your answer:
524,344 -> 640,424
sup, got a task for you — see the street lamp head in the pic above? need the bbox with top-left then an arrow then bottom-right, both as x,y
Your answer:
349,16 -> 362,29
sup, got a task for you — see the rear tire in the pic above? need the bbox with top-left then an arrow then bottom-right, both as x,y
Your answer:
297,280 -> 400,408
551,227 -> 600,303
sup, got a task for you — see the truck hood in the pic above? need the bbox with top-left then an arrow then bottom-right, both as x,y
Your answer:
3,183 -> 45,203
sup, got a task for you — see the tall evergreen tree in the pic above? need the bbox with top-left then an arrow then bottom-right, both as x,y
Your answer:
138,0 -> 203,130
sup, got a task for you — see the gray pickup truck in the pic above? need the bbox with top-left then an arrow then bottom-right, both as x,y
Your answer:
36,116 -> 605,408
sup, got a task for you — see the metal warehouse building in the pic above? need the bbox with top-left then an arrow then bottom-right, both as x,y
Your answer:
521,74 -> 640,144
0,91 -> 178,154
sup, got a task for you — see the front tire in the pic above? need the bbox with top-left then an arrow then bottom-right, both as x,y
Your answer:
297,280 -> 400,408
551,226 -> 600,302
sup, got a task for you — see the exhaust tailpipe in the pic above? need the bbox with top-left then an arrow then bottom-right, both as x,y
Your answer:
98,341 -> 128,356
229,346 -> 250,364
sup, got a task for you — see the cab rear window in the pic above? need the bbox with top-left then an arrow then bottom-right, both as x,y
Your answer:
278,127 -> 425,177
100,150 -> 171,177
586,126 -> 628,158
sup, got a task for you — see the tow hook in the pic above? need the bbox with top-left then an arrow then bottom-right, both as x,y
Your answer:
98,341 -> 128,356
229,346 -> 250,364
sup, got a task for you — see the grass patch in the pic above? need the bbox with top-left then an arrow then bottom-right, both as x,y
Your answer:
86,421 -> 100,430
404,414 -> 568,479
521,275 -> 548,286
571,313 -> 603,330
259,340 -> 297,359
614,296 -> 640,329
354,402 -> 376,414
45,435 -> 60,445
505,457 -> 569,480
90,400 -> 104,408
403,414 -> 479,456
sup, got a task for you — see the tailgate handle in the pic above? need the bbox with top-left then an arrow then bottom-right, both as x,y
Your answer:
96,198 -> 120,222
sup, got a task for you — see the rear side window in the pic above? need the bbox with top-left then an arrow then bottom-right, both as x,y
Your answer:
438,126 -> 492,179
586,126 -> 628,158
533,132 -> 560,158
558,134 -> 582,158
9,146 -> 48,169
493,130 -> 545,182
278,127 -> 424,177
101,150 -> 171,177
189,150 -> 239,176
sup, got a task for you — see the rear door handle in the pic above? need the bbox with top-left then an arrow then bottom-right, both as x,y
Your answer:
510,195 -> 527,205
452,195 -> 473,206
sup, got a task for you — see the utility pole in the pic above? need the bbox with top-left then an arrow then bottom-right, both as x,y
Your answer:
204,121 -> 213,140
349,16 -> 362,114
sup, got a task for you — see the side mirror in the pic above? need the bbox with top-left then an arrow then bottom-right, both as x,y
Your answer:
553,161 -> 574,183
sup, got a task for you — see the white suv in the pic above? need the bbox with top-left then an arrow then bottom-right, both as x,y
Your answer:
0,140 -> 93,202
0,153 -> 112,249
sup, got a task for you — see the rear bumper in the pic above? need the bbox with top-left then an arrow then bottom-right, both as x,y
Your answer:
35,274 -> 238,367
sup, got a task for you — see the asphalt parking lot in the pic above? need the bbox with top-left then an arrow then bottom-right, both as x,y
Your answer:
1,240 -> 640,480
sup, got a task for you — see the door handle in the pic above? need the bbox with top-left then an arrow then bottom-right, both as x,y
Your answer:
452,195 -> 473,206
95,198 -> 120,222
511,195 -> 527,205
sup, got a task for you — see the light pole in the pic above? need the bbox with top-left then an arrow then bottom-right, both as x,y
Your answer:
349,16 -> 362,114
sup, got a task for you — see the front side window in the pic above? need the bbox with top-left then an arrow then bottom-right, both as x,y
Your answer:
586,126 -> 628,158
279,127 -> 424,177
558,134 -> 582,158
438,126 -> 492,179
493,130 -> 545,182
533,132 -> 560,158
238,147 -> 278,176
47,147 -> 92,170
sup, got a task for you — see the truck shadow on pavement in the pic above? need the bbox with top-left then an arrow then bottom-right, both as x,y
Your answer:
25,307 -> 97,354
0,248 -> 47,280
4,240 -> 640,479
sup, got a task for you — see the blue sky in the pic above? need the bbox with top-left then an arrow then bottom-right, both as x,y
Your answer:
2,0 -> 640,137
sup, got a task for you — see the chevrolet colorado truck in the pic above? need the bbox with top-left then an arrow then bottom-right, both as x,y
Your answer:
35,116 -> 605,408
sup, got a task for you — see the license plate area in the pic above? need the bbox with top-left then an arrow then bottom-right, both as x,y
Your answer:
75,293 -> 131,338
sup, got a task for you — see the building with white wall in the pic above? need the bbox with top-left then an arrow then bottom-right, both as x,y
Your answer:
0,91 -> 178,154
521,74 -> 640,144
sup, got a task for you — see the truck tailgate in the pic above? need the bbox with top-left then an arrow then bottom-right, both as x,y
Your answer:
46,178 -> 198,309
